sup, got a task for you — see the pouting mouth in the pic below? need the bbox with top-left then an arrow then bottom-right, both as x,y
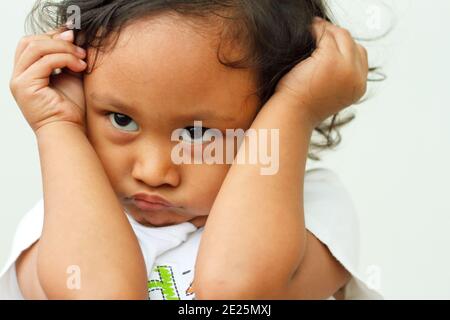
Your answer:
132,192 -> 174,207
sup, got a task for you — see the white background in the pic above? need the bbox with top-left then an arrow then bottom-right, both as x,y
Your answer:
1,0 -> 449,299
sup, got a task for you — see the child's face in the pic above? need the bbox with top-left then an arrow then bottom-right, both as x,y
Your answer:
83,15 -> 259,227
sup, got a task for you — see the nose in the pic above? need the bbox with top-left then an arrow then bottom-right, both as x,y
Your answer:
131,142 -> 180,188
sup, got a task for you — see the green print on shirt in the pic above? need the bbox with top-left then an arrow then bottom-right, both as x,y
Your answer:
148,265 -> 181,300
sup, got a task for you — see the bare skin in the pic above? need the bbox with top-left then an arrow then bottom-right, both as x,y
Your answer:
11,14 -> 366,299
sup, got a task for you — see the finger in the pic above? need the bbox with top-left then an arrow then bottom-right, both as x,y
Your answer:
14,38 -> 86,77
313,18 -> 358,57
14,35 -> 50,65
14,27 -> 68,66
47,26 -> 67,37
357,44 -> 368,64
310,18 -> 339,53
51,29 -> 74,42
326,25 -> 358,58
50,30 -> 77,76
356,44 -> 369,76
21,53 -> 87,82
60,68 -> 85,80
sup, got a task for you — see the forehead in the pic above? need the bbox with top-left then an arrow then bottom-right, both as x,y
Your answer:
84,14 -> 259,120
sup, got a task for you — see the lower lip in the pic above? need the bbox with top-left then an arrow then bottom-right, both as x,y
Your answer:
133,199 -> 171,211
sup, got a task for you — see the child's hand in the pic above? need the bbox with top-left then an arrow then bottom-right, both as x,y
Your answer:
274,17 -> 369,128
9,28 -> 88,134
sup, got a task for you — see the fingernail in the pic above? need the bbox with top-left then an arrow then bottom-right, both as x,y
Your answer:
79,59 -> 87,66
57,30 -> 73,41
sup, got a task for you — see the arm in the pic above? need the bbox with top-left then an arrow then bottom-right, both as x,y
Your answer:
194,94 -> 312,299
285,231 -> 351,300
194,98 -> 350,299
194,18 -> 368,299
30,122 -> 148,299
10,29 -> 147,299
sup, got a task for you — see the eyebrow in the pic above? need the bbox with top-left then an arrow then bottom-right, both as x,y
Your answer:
90,92 -> 237,122
90,92 -> 136,115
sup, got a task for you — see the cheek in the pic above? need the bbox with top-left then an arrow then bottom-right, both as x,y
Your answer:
85,107 -> 104,145
96,148 -> 125,191
86,113 -> 129,189
184,163 -> 230,209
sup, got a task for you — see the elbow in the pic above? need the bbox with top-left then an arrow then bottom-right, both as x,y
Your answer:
195,259 -> 305,300
194,230 -> 307,300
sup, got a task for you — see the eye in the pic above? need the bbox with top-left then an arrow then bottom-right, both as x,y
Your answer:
107,112 -> 139,132
180,125 -> 213,144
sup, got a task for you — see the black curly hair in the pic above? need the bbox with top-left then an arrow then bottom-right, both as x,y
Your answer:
26,0 -> 385,161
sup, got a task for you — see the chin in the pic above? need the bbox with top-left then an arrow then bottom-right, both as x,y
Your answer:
123,203 -> 193,227
139,210 -> 190,227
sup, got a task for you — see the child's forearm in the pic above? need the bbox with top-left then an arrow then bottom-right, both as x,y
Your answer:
195,93 -> 314,299
35,122 -> 147,299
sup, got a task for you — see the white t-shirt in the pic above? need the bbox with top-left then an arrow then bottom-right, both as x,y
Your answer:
0,168 -> 382,300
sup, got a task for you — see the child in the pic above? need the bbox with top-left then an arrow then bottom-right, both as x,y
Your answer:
1,0 -> 381,299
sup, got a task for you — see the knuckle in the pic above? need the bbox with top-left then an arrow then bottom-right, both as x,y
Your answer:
323,29 -> 334,39
40,54 -> 50,63
9,78 -> 18,93
40,54 -> 57,66
358,45 -> 368,57
9,76 -> 25,97
18,35 -> 32,46
26,40 -> 40,51
68,53 -> 79,62
359,44 -> 368,53
354,76 -> 367,96
57,39 -> 72,51
338,27 -> 352,38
